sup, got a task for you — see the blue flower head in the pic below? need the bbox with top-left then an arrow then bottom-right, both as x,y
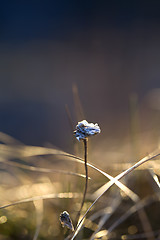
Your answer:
74,120 -> 101,141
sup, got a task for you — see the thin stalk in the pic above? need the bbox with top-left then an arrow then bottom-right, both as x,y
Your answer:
75,138 -> 88,225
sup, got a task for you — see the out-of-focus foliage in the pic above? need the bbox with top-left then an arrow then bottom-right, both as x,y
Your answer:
0,132 -> 160,239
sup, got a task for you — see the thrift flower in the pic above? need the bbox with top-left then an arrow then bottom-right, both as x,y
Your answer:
59,211 -> 74,231
74,120 -> 101,141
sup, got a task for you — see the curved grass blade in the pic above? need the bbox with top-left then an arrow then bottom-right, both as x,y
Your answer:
0,143 -> 159,239
0,192 -> 81,210
71,150 -> 160,239
0,157 -> 88,179
107,195 -> 159,235
0,132 -> 23,145
149,169 -> 160,189
90,197 -> 122,240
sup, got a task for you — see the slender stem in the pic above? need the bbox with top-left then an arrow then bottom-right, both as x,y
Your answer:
75,138 -> 88,225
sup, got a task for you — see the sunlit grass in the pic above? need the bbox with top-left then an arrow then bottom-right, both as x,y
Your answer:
0,130 -> 160,239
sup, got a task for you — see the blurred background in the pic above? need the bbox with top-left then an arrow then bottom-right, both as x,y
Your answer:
1,1 -> 160,239
1,0 -> 160,153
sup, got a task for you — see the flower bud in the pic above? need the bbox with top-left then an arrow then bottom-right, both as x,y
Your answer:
59,211 -> 74,231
